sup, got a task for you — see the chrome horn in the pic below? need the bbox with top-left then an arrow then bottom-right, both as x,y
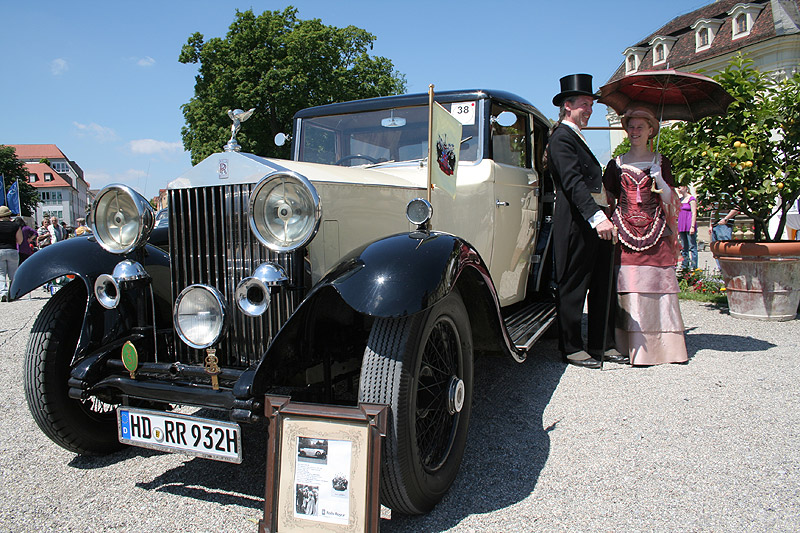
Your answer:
235,262 -> 288,317
94,274 -> 120,310
94,260 -> 150,310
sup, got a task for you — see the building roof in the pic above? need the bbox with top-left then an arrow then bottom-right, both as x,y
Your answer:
24,162 -> 75,189
607,0 -> 800,82
8,144 -> 68,160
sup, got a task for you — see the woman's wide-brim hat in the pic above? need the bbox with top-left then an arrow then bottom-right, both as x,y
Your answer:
552,73 -> 600,106
621,105 -> 660,139
0,206 -> 12,217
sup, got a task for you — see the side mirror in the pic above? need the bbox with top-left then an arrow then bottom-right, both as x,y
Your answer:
492,111 -> 517,128
274,133 -> 290,147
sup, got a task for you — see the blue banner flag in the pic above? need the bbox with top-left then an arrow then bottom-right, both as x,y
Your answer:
0,174 -> 5,207
7,180 -> 21,215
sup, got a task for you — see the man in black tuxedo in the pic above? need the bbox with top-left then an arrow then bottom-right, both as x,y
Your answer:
546,74 -> 627,368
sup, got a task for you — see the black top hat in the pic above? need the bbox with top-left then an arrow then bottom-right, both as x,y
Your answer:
552,73 -> 599,106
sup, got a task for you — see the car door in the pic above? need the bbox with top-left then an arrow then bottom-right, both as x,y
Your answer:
489,103 -> 539,306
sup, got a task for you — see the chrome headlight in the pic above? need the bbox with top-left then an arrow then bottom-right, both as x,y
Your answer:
90,184 -> 155,254
173,285 -> 226,349
249,171 -> 321,252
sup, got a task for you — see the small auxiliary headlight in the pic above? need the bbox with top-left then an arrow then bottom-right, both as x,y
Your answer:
173,285 -> 226,349
406,198 -> 433,227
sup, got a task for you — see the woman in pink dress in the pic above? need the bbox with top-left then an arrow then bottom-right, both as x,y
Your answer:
603,106 -> 688,366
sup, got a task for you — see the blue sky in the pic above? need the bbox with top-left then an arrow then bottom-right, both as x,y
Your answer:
1,0 -> 712,199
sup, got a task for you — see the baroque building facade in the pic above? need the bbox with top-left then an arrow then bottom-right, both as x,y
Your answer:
605,0 -> 800,152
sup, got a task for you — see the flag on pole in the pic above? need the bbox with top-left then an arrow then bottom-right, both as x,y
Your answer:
7,180 -> 21,215
429,101 -> 462,200
0,174 -> 6,207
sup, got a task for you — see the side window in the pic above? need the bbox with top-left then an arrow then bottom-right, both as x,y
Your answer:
490,103 -> 528,168
300,123 -> 337,164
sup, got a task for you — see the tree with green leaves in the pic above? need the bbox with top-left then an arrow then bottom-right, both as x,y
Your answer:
0,145 -> 39,217
657,55 -> 800,241
179,7 -> 407,164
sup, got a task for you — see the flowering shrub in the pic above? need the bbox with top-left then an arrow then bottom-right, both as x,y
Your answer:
678,268 -> 726,295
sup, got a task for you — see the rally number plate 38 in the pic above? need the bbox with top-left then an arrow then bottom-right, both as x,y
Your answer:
117,407 -> 242,464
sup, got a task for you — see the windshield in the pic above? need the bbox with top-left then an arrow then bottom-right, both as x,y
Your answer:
296,101 -> 480,166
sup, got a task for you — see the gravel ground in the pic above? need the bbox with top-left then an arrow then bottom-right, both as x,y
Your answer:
1,276 -> 798,532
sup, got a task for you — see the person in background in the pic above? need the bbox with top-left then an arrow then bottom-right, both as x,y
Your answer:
603,106 -> 687,366
37,217 -> 52,248
49,216 -> 66,243
74,217 -> 91,236
15,217 -> 36,264
711,208 -> 739,242
677,185 -> 698,270
0,206 -> 24,302
545,73 -> 625,369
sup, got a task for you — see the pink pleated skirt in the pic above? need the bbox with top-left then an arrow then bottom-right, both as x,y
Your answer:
615,265 -> 688,366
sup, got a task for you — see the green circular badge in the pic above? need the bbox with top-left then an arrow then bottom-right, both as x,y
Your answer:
122,341 -> 138,374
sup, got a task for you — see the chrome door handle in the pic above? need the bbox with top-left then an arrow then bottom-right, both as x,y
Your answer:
496,200 -> 510,207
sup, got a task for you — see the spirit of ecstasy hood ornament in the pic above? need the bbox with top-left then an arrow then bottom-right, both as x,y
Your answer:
224,108 -> 255,152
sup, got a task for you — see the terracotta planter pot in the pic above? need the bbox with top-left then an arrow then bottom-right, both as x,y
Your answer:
710,240 -> 800,321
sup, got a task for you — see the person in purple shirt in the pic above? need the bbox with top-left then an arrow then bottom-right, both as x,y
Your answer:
15,217 -> 37,264
677,185 -> 698,270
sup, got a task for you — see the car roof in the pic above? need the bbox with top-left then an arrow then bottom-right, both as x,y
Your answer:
293,89 -> 550,124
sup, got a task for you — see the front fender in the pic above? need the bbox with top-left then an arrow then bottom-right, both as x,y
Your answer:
12,237 -> 174,369
10,236 -> 171,304
242,232 -> 497,399
318,231 -> 487,318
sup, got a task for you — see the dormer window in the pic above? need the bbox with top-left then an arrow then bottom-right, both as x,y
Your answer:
736,14 -> 747,33
623,46 -> 648,74
44,173 -> 53,182
691,18 -> 724,52
649,36 -> 678,66
728,3 -> 765,40
29,173 -> 37,183
698,27 -> 710,47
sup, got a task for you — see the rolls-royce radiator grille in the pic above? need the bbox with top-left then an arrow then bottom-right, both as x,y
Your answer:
168,185 -> 303,368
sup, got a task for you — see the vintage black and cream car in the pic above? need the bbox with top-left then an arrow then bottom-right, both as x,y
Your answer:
13,89 -> 557,515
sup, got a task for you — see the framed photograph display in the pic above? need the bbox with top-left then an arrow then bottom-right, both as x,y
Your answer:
259,395 -> 388,533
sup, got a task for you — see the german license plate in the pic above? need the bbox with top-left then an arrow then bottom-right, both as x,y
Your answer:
117,408 -> 242,464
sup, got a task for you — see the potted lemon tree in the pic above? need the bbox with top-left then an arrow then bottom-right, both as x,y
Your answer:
660,55 -> 800,320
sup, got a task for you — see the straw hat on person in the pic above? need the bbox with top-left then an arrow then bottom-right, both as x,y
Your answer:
0,206 -> 12,218
621,106 -> 660,139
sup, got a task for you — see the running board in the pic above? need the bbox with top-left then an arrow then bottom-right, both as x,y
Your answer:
504,301 -> 557,352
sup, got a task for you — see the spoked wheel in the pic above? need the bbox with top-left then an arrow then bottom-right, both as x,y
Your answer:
24,280 -> 124,454
359,290 -> 473,514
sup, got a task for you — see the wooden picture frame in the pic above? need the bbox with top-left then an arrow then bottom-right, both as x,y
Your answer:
259,396 -> 388,533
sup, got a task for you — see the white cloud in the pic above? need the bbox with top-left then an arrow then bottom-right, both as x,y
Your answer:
73,122 -> 118,142
136,56 -> 156,67
51,58 -> 68,75
129,139 -> 184,155
85,169 -> 148,194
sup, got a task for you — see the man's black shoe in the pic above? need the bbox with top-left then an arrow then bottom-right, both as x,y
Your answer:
565,357 -> 601,369
563,351 -> 601,369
